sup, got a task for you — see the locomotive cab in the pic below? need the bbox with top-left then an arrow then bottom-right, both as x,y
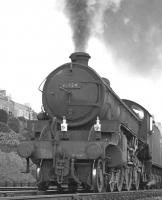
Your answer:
123,99 -> 153,141
123,99 -> 162,187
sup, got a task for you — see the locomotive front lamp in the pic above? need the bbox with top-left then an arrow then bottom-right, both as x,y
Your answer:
94,116 -> 101,132
61,116 -> 68,131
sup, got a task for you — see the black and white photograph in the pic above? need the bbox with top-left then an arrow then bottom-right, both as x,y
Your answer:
0,0 -> 162,199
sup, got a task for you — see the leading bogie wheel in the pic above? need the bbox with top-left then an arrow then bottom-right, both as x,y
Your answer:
93,159 -> 106,192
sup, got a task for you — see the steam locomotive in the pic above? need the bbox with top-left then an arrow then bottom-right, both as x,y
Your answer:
17,52 -> 162,192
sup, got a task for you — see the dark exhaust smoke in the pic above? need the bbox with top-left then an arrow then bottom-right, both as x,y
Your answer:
64,0 -> 91,51
63,0 -> 162,76
64,0 -> 122,52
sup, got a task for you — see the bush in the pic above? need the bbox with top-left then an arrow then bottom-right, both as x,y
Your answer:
8,117 -> 20,133
0,109 -> 8,124
18,116 -> 26,122
0,131 -> 20,149
0,122 -> 11,133
0,122 -> 25,152
0,150 -> 36,185
18,117 -> 27,135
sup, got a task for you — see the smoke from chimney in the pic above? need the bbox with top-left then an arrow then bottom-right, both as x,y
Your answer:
64,0 -> 90,51
63,0 -> 162,76
64,0 -> 122,51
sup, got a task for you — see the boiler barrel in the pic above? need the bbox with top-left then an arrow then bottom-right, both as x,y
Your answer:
42,52 -> 108,127
42,52 -> 139,133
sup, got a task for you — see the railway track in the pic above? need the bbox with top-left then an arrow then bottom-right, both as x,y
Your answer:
0,187 -> 37,191
0,190 -> 37,198
0,189 -> 162,200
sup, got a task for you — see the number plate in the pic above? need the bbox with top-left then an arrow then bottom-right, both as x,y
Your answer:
61,82 -> 80,89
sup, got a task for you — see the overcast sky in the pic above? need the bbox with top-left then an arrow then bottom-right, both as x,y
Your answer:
0,0 -> 162,123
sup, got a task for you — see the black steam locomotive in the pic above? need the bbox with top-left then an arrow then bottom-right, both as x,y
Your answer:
17,52 -> 162,192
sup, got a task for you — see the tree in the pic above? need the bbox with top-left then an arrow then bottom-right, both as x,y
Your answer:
0,109 -> 8,124
8,117 -> 20,133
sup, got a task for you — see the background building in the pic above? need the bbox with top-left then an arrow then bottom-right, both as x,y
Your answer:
0,90 -> 37,120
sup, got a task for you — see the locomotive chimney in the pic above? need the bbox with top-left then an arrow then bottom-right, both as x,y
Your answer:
70,52 -> 91,66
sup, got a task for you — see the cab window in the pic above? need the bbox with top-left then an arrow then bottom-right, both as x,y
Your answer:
132,105 -> 144,120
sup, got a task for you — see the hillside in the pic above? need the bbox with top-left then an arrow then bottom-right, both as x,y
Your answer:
0,122 -> 36,186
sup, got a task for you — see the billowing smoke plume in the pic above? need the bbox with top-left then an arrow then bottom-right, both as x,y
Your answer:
64,0 -> 162,75
64,0 -> 91,51
102,0 -> 162,75
64,0 -> 122,51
